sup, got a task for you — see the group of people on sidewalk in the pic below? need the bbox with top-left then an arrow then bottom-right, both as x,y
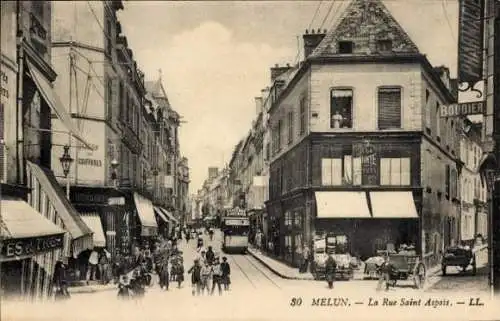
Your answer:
188,245 -> 231,296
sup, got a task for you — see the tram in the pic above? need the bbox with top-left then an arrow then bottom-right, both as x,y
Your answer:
221,209 -> 249,253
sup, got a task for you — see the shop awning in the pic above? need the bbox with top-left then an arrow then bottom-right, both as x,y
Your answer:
26,61 -> 95,151
133,192 -> 158,236
315,191 -> 371,218
159,207 -> 179,224
79,213 -> 105,248
26,161 -> 94,256
154,207 -> 169,224
1,197 -> 65,262
369,191 -> 419,219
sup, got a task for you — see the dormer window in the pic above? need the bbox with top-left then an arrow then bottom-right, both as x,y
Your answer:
338,41 -> 354,54
376,39 -> 392,53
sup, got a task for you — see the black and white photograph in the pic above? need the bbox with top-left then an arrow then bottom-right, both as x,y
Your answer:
0,0 -> 499,320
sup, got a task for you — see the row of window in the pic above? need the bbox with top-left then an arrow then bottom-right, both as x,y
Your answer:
271,96 -> 308,155
424,88 -> 457,153
321,157 -> 411,187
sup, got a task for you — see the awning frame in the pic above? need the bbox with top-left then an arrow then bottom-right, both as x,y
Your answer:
26,60 -> 95,151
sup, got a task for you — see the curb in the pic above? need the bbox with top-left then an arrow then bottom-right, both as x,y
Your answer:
68,286 -> 117,294
247,248 -> 313,281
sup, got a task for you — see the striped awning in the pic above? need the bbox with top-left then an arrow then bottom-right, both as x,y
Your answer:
26,161 -> 94,257
154,207 -> 169,224
80,213 -> 106,248
133,192 -> 158,236
159,208 -> 179,224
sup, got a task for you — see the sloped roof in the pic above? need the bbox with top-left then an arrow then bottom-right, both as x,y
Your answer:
311,0 -> 419,58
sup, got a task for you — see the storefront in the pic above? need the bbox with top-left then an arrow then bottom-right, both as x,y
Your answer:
1,196 -> 65,300
131,192 -> 158,248
313,190 -> 421,260
154,206 -> 177,238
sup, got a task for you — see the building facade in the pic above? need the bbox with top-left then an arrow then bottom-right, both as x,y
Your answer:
266,0 -> 460,268
1,1 -> 95,300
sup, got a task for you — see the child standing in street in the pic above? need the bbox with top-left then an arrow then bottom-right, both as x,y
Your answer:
221,256 -> 231,291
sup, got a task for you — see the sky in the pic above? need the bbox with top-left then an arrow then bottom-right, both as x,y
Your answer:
117,0 -> 461,195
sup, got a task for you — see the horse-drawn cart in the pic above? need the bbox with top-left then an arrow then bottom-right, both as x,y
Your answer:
378,253 -> 426,290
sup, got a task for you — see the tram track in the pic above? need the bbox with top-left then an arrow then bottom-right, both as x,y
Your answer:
229,254 -> 257,289
240,255 -> 282,289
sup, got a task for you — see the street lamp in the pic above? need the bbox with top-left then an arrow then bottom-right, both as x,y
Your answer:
110,158 -> 119,188
59,145 -> 73,199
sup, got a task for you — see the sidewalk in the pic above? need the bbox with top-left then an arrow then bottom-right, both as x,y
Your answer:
247,247 -> 315,280
67,281 -> 117,294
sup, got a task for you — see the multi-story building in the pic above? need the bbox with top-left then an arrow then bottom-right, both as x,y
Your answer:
1,1 -> 95,300
459,119 -> 488,243
177,156 -> 190,226
266,0 -> 460,268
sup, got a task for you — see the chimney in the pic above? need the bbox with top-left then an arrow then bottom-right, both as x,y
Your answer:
303,28 -> 327,58
255,97 -> 263,115
270,64 -> 293,82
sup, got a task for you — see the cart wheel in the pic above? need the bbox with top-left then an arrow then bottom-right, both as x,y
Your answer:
413,263 -> 426,289
472,259 -> 477,276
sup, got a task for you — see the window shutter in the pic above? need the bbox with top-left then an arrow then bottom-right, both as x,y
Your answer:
0,103 -> 4,183
352,157 -> 362,185
321,159 -> 332,185
401,157 -> 411,185
331,158 -> 342,185
380,158 -> 391,185
378,88 -> 401,129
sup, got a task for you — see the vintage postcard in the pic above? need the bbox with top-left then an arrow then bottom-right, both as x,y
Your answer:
0,0 -> 499,320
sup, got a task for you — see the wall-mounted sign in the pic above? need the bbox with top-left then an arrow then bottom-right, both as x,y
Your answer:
354,140 -> 378,185
78,158 -> 103,167
73,192 -> 108,205
440,100 -> 485,117
0,70 -> 9,98
224,219 -> 250,226
457,0 -> 484,86
1,234 -> 64,260
108,197 -> 126,206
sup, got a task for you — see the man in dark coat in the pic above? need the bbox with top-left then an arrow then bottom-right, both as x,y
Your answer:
220,256 -> 231,291
325,255 -> 337,289
205,246 -> 215,265
188,259 -> 202,296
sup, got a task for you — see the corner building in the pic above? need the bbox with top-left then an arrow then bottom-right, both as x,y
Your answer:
266,0 -> 460,269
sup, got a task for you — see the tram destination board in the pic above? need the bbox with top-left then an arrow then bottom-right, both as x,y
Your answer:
440,100 -> 485,118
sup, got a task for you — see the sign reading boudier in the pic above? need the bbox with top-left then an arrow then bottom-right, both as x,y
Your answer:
441,100 -> 485,118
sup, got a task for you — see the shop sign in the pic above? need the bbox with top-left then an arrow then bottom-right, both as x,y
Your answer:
72,192 -> 108,205
119,211 -> 131,255
457,0 -> 484,86
225,218 -> 249,226
227,207 -> 246,217
108,197 -> 125,205
1,234 -> 64,260
440,101 -> 485,118
354,140 -> 378,185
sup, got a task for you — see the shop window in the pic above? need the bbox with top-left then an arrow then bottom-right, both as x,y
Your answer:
330,89 -> 353,129
284,211 -> 293,227
321,155 -> 361,186
284,235 -> 292,254
293,211 -> 303,227
380,157 -> 410,186
377,87 -> 401,129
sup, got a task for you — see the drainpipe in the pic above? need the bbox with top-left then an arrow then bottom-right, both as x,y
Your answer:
15,1 -> 24,186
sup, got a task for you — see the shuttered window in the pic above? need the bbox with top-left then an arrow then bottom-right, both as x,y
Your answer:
378,87 -> 402,129
0,103 -> 5,182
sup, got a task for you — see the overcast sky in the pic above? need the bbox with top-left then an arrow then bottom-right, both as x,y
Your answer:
117,0 -> 460,194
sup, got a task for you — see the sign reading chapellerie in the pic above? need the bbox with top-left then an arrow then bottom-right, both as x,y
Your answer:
1,234 -> 64,260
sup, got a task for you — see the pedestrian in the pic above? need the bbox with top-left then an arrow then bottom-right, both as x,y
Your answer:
175,258 -> 185,288
197,236 -> 204,252
200,261 -> 213,295
221,256 -> 231,291
86,248 -> 99,283
117,274 -> 132,300
208,228 -> 214,241
206,246 -> 215,265
377,255 -> 395,291
98,250 -> 110,284
112,250 -> 123,284
158,258 -> 170,291
211,257 -> 223,296
188,259 -> 202,296
325,254 -> 337,289
300,245 -> 310,273
197,249 -> 207,266
186,230 -> 191,244
53,258 -> 70,300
